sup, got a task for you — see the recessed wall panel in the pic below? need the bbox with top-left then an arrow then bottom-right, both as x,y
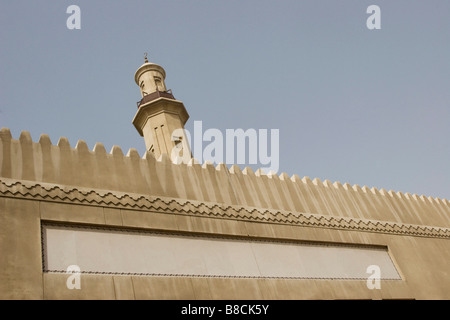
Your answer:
42,224 -> 401,279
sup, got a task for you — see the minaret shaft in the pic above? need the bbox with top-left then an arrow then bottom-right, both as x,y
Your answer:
132,56 -> 191,160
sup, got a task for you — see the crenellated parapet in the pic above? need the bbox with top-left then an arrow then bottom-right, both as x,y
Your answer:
1,127 -> 449,228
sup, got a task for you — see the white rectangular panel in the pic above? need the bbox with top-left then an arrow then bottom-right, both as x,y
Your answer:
42,224 -> 401,279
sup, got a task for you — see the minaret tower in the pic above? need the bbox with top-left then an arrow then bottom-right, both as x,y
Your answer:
132,53 -> 190,161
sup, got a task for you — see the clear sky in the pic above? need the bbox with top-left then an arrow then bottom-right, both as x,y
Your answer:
0,1 -> 449,199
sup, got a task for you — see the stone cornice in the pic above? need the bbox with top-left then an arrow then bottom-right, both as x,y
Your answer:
1,178 -> 449,239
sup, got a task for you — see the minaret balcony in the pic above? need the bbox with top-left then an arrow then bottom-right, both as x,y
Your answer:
136,89 -> 175,108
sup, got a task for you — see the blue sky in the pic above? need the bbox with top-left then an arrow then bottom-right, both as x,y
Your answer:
0,1 -> 449,199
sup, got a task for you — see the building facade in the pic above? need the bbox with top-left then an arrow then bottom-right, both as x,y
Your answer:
0,59 -> 449,300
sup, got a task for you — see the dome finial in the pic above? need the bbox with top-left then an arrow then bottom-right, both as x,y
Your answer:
144,52 -> 149,63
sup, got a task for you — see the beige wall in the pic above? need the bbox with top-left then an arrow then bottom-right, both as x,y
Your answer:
0,196 -> 449,300
0,198 -> 43,299
1,128 -> 449,228
0,128 -> 449,299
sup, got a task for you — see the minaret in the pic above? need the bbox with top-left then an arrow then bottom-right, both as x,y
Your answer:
132,54 -> 191,162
